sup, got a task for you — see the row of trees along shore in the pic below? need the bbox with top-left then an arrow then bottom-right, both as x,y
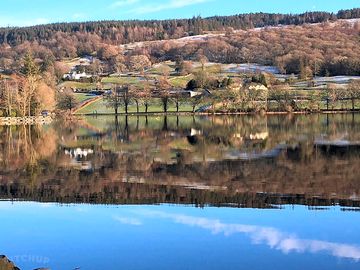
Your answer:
59,73 -> 360,115
0,53 -> 55,117
1,51 -> 360,117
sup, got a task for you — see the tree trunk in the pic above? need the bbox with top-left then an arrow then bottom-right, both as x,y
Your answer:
136,101 -> 139,114
145,103 -> 149,114
6,83 -> 12,116
7,100 -> 11,117
28,99 -> 31,116
115,115 -> 119,136
124,116 -> 129,141
162,98 -> 168,113
163,116 -> 168,131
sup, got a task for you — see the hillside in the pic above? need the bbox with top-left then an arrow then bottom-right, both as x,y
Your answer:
143,19 -> 360,76
0,8 -> 359,80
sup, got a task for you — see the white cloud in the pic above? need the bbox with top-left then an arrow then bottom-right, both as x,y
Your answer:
130,0 -> 211,14
110,0 -> 140,9
138,210 -> 360,261
113,216 -> 142,226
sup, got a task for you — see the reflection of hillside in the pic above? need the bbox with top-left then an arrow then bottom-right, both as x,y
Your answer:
1,143 -> 359,208
0,114 -> 359,209
153,146 -> 360,203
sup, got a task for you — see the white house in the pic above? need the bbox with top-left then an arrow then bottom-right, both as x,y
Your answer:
248,83 -> 268,92
63,71 -> 92,81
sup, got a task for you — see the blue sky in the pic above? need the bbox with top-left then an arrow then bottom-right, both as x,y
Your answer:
0,0 -> 359,27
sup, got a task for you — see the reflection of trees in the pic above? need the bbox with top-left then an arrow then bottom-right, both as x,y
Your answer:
0,125 -> 57,171
112,116 -> 129,143
0,114 -> 360,208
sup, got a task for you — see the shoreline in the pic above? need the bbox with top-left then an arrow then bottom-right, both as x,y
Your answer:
0,116 -> 53,126
0,110 -> 359,125
0,110 -> 360,126
75,109 -> 360,117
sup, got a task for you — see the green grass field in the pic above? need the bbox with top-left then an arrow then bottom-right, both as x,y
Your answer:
75,97 -> 195,114
169,75 -> 193,88
193,64 -> 223,74
101,76 -> 141,85
61,81 -> 96,90
74,93 -> 98,103
147,62 -> 175,74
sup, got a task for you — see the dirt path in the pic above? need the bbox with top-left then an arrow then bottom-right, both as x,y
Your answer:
74,96 -> 103,114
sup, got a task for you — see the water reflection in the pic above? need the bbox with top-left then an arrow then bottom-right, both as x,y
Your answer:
1,202 -> 360,270
0,114 -> 359,208
1,114 -> 360,270
138,210 -> 360,261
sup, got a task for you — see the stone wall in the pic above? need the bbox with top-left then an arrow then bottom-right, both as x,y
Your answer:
0,116 -> 53,126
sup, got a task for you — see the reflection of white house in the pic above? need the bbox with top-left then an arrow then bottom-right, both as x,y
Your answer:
64,148 -> 94,171
250,132 -> 269,140
233,132 -> 269,141
191,128 -> 202,136
65,148 -> 94,159
63,71 -> 92,81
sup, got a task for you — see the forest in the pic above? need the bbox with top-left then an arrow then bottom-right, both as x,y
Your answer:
0,8 -> 359,78
1,8 -> 360,46
148,21 -> 360,76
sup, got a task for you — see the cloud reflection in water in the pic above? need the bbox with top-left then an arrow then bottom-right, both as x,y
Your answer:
137,210 -> 360,261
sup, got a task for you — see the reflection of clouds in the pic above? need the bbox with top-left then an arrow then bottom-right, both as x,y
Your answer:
74,206 -> 88,213
113,216 -> 142,226
0,201 -> 53,210
139,210 -> 360,261
39,203 -> 53,208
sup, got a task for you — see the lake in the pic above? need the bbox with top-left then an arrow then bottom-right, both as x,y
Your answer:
0,114 -> 360,270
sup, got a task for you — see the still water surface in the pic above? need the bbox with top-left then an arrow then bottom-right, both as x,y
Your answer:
0,114 -> 359,269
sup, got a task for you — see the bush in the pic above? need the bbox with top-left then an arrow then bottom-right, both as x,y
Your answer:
186,79 -> 198,90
